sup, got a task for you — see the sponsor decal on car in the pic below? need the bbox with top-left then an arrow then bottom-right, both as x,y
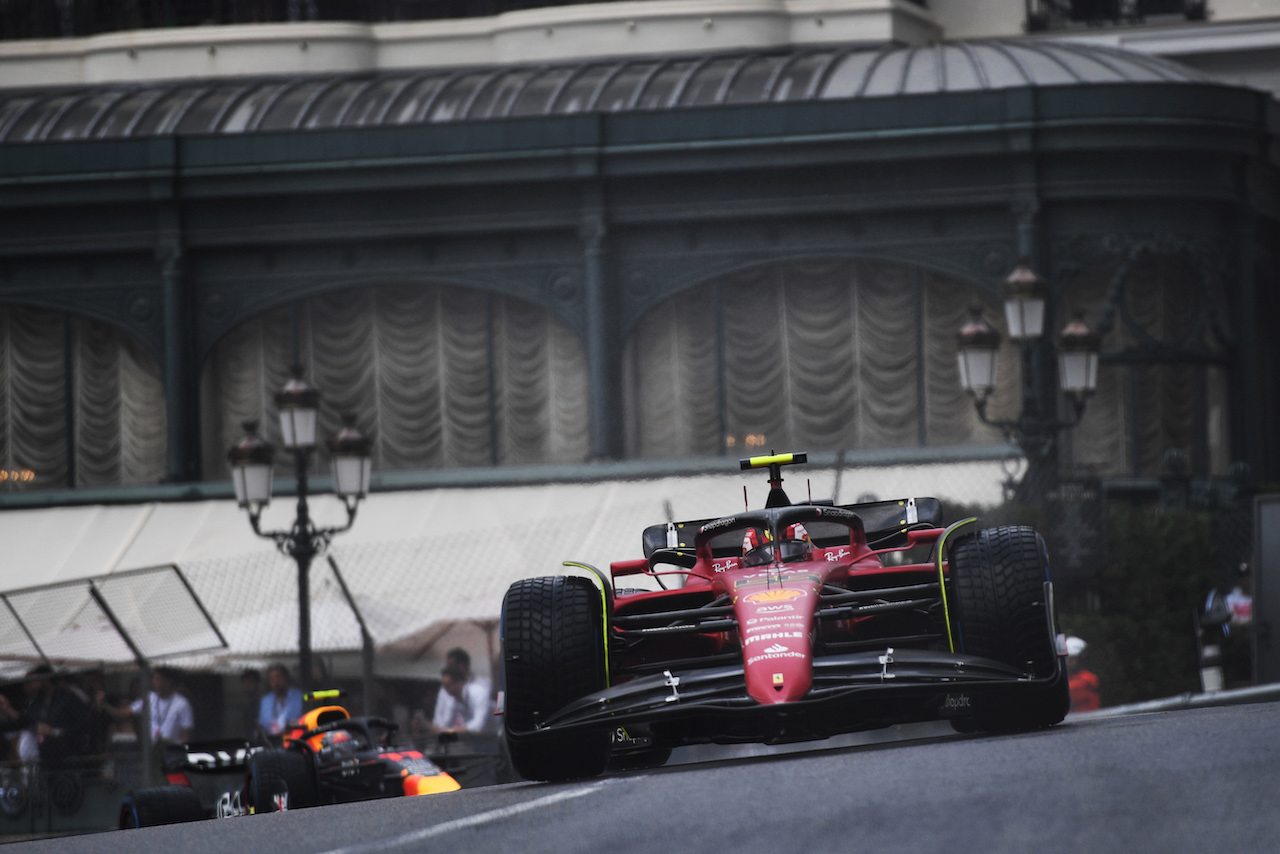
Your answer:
744,631 -> 803,646
824,548 -> 851,562
711,559 -> 739,573
612,727 -> 653,749
756,604 -> 795,614
216,789 -> 247,818
745,589 -> 805,604
940,693 -> 972,713
746,650 -> 806,665
745,614 -> 804,627
699,517 -> 739,534
186,746 -> 259,769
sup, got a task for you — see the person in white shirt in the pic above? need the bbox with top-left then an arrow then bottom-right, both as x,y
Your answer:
431,665 -> 495,735
129,669 -> 194,744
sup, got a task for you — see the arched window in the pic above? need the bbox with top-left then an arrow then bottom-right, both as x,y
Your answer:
0,305 -> 166,490
623,260 -> 1010,459
200,284 -> 590,478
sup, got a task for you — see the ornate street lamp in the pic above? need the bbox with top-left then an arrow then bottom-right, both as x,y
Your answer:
956,308 -> 1002,403
1057,315 -> 1102,403
1001,259 -> 1048,341
957,263 -> 1101,500
227,368 -> 372,694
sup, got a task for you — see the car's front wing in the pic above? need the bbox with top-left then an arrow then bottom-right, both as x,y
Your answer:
514,648 -> 1064,745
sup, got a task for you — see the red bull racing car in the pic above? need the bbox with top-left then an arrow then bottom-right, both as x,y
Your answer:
120,692 -> 458,828
500,453 -> 1070,781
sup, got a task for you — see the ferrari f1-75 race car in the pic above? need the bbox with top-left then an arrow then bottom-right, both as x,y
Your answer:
500,453 -> 1070,781
120,692 -> 459,828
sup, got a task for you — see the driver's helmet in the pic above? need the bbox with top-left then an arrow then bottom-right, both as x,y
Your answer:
742,528 -> 772,567
741,524 -> 813,566
320,729 -> 357,760
778,523 -> 813,563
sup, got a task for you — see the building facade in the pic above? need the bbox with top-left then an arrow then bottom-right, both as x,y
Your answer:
0,0 -> 1276,501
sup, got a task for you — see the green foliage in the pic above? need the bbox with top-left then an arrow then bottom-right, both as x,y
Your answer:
1058,504 -> 1226,706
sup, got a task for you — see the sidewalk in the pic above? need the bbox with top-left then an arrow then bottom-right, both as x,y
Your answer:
1068,682 -> 1280,720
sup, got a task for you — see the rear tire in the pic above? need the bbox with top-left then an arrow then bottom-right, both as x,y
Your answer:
246,749 -> 317,813
119,786 -> 204,829
502,576 -> 610,782
949,526 -> 1069,732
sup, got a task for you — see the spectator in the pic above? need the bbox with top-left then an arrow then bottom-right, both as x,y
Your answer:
101,676 -> 140,756
0,665 -> 93,762
431,663 -> 495,735
124,668 -> 194,745
82,670 -> 113,755
258,663 -> 303,736
1066,636 -> 1100,712
446,647 -> 492,699
311,657 -> 330,690
240,669 -> 262,739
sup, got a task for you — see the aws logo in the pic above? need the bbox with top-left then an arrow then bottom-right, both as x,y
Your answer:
745,589 -> 805,604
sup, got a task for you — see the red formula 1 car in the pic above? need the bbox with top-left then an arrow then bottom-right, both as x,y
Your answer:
500,453 -> 1069,781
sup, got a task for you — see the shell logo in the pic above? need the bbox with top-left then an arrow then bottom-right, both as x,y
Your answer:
745,589 -> 805,604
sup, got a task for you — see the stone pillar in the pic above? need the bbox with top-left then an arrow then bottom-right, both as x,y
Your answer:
157,196 -> 196,482
1231,201 -> 1262,477
581,188 -> 619,460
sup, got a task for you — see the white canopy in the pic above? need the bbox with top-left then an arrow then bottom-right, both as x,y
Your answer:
0,460 -> 1010,678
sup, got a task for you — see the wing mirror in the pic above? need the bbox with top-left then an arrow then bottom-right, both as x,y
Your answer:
648,549 -> 697,571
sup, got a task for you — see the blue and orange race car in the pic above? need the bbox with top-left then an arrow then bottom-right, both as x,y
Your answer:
500,453 -> 1070,781
120,692 -> 458,828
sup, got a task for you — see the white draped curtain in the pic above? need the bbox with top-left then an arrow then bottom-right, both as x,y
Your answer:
623,261 -> 1013,459
0,254 -> 1235,491
1064,255 -> 1232,477
0,306 -> 166,490
200,285 -> 591,479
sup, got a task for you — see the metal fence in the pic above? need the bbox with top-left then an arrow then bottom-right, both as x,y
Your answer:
0,565 -> 225,683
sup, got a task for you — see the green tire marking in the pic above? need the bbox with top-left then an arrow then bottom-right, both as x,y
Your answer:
563,561 -> 611,688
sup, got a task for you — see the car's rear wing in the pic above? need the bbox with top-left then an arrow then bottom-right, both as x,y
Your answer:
641,497 -> 943,558
163,739 -> 260,774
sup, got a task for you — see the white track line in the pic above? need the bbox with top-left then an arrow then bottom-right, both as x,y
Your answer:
318,781 -> 613,854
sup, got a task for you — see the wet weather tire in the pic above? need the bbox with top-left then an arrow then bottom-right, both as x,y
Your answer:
502,575 -> 610,782
119,786 -> 204,829
246,749 -> 317,813
949,525 -> 1069,732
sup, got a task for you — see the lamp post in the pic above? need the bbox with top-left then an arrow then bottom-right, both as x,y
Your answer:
956,261 -> 1101,500
227,367 -> 372,695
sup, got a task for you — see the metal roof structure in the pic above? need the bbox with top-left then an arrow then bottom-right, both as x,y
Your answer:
0,39 -> 1209,144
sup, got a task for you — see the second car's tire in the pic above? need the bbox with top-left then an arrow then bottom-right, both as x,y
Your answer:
949,525 -> 1070,733
119,785 -> 205,829
246,748 -> 317,813
502,575 -> 611,782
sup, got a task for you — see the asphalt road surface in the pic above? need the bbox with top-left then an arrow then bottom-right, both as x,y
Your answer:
15,702 -> 1280,854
